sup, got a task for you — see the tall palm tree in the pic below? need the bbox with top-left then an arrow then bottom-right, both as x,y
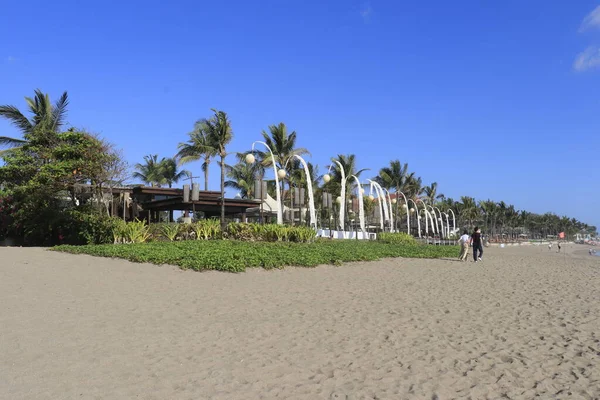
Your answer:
133,154 -> 164,187
459,196 -> 479,229
203,109 -> 233,228
0,90 -> 69,152
375,160 -> 409,230
260,123 -> 310,210
159,157 -> 190,188
406,173 -> 424,199
176,120 -> 218,191
423,182 -> 444,205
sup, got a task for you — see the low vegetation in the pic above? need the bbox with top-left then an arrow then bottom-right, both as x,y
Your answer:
53,240 -> 459,272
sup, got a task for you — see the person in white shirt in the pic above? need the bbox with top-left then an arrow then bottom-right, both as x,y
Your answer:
458,230 -> 470,261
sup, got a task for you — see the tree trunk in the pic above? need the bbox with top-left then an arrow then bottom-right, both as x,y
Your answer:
204,159 -> 209,191
220,154 -> 226,231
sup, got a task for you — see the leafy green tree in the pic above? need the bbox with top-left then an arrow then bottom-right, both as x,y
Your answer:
0,128 -> 122,244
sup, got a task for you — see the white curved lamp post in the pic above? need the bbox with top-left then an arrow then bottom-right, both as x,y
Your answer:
408,199 -> 421,238
395,191 -> 410,234
281,155 -> 317,229
448,209 -> 456,235
327,160 -> 346,231
429,206 -> 440,236
350,175 -> 366,235
416,199 -> 433,237
248,141 -> 283,225
367,180 -> 385,230
434,207 -> 445,238
443,212 -> 451,239
383,188 -> 395,233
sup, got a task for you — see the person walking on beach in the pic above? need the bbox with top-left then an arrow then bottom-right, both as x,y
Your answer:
470,227 -> 483,262
557,242 -> 561,253
458,230 -> 470,261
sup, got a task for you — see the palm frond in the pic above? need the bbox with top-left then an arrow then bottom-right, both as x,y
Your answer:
0,136 -> 28,147
0,105 -> 33,135
50,91 -> 69,131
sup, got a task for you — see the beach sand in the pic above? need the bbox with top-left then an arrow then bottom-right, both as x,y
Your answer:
1,244 -> 599,399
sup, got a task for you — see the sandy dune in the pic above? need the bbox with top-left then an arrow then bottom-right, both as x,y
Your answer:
1,244 -> 599,399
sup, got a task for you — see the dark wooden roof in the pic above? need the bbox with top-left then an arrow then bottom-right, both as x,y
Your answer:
142,196 -> 260,215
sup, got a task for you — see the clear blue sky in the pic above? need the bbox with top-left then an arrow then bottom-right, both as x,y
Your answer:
1,0 -> 599,228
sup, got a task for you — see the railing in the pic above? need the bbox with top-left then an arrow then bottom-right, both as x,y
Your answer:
415,238 -> 458,246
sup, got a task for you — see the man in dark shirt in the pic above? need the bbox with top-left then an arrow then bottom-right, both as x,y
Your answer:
470,227 -> 483,262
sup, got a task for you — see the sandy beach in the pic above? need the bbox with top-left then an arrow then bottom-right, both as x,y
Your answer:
1,244 -> 599,399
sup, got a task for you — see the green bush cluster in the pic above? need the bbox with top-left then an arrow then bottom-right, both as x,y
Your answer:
53,240 -> 459,272
377,232 -> 418,245
60,210 -> 123,245
91,220 -> 317,244
225,223 -> 315,243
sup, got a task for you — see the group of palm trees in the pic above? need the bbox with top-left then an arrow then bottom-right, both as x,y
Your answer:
1,90 -> 595,238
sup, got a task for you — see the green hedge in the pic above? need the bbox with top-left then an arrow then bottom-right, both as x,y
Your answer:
52,240 -> 459,272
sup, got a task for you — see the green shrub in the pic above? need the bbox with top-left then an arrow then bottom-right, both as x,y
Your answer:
160,223 -> 179,241
378,232 -> 417,245
190,219 -> 221,240
53,240 -> 459,272
63,210 -> 123,245
116,219 -> 151,244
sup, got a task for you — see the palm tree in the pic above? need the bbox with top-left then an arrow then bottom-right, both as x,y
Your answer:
203,109 -> 233,228
225,153 -> 265,198
0,90 -> 69,152
176,120 -> 218,191
375,160 -> 409,230
260,123 -> 310,210
404,173 -> 423,199
459,196 -> 479,229
133,154 -> 164,187
423,182 -> 444,205
159,157 -> 190,188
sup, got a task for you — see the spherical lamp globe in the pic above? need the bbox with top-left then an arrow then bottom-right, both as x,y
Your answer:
410,207 -> 415,213
323,174 -> 331,183
277,169 -> 287,179
403,204 -> 408,210
336,196 -> 342,204
360,188 -> 365,194
391,198 -> 397,204
368,195 -> 375,201
245,153 -> 255,164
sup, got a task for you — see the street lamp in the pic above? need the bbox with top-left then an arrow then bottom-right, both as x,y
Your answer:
248,141 -> 283,225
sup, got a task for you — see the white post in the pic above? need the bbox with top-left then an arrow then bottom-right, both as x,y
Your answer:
328,160 -> 346,231
434,207 -> 444,238
350,176 -> 366,236
448,209 -> 456,235
408,199 -> 421,238
444,213 -> 450,239
252,141 -> 283,225
383,188 -> 394,233
283,155 -> 317,229
396,191 -> 410,235
368,181 -> 385,230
